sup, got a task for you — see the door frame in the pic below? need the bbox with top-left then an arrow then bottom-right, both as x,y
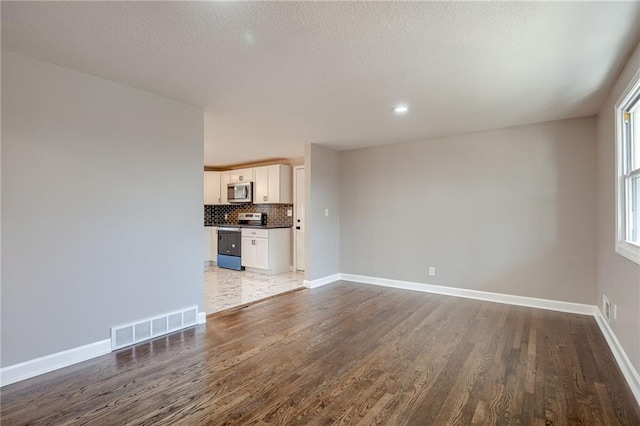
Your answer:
293,165 -> 305,271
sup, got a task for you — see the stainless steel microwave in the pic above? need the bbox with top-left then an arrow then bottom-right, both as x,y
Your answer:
227,181 -> 253,203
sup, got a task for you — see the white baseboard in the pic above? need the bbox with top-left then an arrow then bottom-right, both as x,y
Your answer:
1,307 -> 207,387
594,310 -> 640,405
340,273 -> 598,316
304,273 -> 341,289
0,339 -> 111,388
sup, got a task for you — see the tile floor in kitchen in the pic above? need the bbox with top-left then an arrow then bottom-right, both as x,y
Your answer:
204,265 -> 305,314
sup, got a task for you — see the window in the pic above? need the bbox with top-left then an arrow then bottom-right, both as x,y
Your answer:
616,72 -> 640,264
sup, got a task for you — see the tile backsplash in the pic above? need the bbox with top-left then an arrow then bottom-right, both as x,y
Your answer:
204,204 -> 294,227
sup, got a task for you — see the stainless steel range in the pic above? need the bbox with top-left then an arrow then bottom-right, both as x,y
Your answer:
217,226 -> 242,270
238,212 -> 267,226
217,213 -> 267,271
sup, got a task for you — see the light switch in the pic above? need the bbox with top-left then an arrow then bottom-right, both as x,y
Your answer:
325,208 -> 329,217
287,209 -> 293,217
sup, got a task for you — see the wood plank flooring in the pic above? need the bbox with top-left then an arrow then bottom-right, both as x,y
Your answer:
1,281 -> 639,425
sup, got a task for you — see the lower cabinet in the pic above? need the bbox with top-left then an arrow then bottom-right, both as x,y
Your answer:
210,227 -> 218,262
241,228 -> 290,274
204,228 -> 211,264
205,227 -> 218,264
241,236 -> 269,270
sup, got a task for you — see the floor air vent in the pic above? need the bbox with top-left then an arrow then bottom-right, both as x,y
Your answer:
110,306 -> 199,351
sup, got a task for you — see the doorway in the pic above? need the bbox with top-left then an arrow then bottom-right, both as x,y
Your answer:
293,165 -> 305,271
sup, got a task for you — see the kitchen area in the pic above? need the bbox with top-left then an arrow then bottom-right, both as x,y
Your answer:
203,164 -> 305,314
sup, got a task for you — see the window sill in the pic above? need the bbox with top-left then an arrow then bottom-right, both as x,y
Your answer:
616,241 -> 640,266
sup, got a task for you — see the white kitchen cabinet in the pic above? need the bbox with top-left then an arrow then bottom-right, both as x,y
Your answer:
241,228 -> 268,269
253,165 -> 292,204
210,227 -> 218,263
203,174 -> 207,204
204,228 -> 211,264
220,171 -> 231,204
254,167 -> 269,203
204,227 -> 218,264
241,228 -> 290,274
241,236 -> 268,270
254,238 -> 269,269
228,168 -> 254,183
204,171 -> 221,205
241,237 -> 253,267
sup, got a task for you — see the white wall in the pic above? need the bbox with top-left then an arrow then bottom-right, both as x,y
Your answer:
305,144 -> 340,281
1,51 -> 204,367
340,117 -> 597,304
596,40 -> 640,372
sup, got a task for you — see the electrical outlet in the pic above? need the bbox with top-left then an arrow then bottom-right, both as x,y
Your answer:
287,209 -> 293,217
614,304 -> 618,322
224,214 -> 229,220
428,267 -> 436,276
602,294 -> 611,322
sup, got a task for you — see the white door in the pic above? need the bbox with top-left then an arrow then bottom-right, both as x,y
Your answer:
294,166 -> 305,271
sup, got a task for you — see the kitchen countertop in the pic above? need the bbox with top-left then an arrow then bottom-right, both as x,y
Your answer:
205,224 -> 292,229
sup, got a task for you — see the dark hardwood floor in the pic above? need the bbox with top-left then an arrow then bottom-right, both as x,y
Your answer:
2,281 -> 639,425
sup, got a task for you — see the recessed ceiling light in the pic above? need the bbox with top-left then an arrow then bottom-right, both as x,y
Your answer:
392,105 -> 409,114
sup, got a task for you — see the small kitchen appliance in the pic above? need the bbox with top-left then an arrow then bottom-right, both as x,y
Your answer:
227,182 -> 253,203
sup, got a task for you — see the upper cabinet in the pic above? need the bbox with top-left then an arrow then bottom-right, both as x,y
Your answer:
227,168 -> 254,183
254,165 -> 292,204
206,165 -> 292,205
220,171 -> 231,204
204,171 -> 221,205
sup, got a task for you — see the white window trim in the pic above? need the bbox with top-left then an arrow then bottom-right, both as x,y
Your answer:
615,67 -> 640,266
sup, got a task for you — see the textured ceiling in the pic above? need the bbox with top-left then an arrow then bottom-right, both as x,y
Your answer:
3,2 -> 640,166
